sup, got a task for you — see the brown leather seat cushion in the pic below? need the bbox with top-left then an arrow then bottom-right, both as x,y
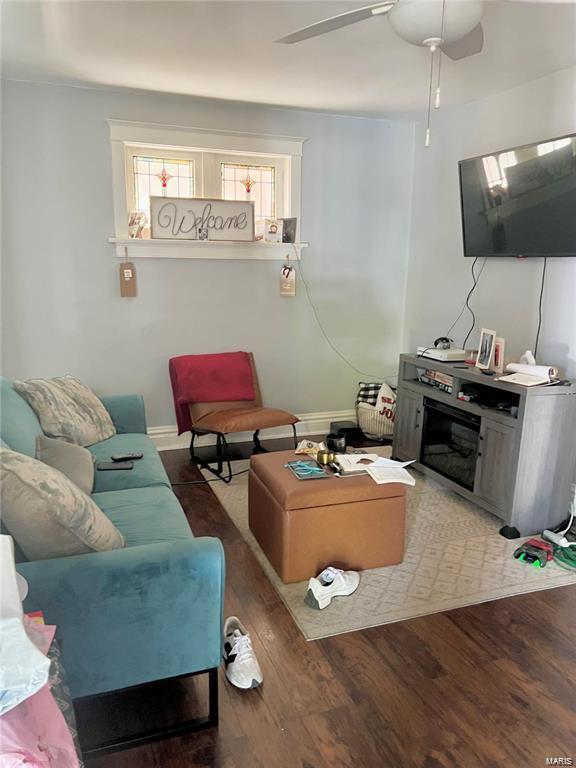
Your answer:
194,407 -> 298,434
250,450 -> 406,511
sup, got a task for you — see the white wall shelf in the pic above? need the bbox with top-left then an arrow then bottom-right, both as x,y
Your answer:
109,238 -> 308,260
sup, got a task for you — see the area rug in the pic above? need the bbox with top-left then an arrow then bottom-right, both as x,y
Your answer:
202,454 -> 576,640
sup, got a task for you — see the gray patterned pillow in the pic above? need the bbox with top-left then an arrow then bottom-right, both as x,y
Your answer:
13,376 -> 116,447
0,449 -> 125,561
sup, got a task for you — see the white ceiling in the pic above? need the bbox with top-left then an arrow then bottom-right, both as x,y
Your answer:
2,1 -> 576,118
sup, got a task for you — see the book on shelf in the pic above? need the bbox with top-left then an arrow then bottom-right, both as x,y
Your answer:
419,369 -> 454,393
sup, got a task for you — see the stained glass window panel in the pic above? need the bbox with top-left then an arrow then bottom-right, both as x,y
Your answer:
220,163 -> 275,220
132,155 -> 194,215
149,175 -> 163,199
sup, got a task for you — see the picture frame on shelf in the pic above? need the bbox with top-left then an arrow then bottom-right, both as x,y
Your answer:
255,218 -> 283,243
280,217 -> 297,243
128,211 -> 148,239
475,328 -> 497,370
493,337 -> 505,374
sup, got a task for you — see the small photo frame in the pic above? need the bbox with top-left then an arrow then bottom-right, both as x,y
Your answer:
493,337 -> 505,374
280,217 -> 297,243
476,328 -> 497,370
198,228 -> 209,241
265,219 -> 282,243
128,211 -> 148,239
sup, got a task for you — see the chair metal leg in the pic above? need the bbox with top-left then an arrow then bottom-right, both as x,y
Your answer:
253,425 -> 297,454
252,430 -> 267,454
190,431 -> 232,483
217,433 -> 233,483
198,433 -> 232,483
216,432 -> 224,475
189,430 -> 197,463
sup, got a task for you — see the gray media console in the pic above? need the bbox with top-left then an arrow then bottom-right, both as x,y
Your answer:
392,354 -> 576,537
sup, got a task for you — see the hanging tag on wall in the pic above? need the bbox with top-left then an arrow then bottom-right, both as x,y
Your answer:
119,261 -> 137,297
280,265 -> 296,297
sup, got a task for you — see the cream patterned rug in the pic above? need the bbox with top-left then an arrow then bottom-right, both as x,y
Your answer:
203,454 -> 576,640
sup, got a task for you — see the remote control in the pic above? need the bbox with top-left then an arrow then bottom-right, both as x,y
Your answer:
111,452 -> 144,462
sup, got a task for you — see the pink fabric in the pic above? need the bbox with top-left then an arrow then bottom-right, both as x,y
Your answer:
0,623 -> 79,768
169,352 -> 256,434
0,684 -> 80,768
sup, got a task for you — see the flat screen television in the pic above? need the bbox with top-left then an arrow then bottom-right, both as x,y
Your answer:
459,133 -> 576,257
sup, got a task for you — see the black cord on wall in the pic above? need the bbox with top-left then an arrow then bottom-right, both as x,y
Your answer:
444,256 -> 487,350
534,257 -> 548,361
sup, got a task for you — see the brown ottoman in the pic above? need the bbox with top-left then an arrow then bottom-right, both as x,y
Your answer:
248,450 -> 406,583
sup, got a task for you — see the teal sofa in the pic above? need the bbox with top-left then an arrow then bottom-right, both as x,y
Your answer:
0,377 -> 225,749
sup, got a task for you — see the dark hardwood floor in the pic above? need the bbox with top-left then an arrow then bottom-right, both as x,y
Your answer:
80,436 -> 576,768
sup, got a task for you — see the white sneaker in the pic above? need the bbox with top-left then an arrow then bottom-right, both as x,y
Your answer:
304,566 -> 360,610
223,616 -> 263,690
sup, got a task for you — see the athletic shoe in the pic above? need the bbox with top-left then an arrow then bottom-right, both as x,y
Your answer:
223,616 -> 263,690
304,566 -> 360,610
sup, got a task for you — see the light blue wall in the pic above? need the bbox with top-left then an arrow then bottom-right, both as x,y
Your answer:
1,81 -> 415,426
404,67 -> 576,376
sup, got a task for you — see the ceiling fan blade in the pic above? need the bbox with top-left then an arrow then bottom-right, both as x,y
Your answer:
441,23 -> 484,61
275,3 -> 395,44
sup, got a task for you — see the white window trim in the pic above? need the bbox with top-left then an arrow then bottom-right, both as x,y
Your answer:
108,120 -> 307,260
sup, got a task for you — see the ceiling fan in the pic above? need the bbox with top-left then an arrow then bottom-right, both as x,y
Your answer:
276,0 -> 484,61
276,1 -> 485,145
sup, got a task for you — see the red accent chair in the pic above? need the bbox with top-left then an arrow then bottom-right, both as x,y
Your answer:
169,352 -> 298,482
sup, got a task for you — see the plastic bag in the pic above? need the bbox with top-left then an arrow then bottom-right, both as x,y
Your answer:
0,535 -> 50,716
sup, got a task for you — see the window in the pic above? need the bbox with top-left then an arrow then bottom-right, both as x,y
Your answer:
125,146 -> 203,232
108,121 -> 304,258
200,151 -> 285,222
132,155 -> 195,215
124,147 -> 285,236
221,163 -> 276,219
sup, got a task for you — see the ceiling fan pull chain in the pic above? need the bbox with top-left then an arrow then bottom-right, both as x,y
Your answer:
434,50 -> 442,110
425,45 -> 436,147
435,0 -> 447,109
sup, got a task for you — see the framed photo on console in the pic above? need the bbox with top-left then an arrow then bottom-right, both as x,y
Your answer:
493,337 -> 505,374
476,328 -> 496,369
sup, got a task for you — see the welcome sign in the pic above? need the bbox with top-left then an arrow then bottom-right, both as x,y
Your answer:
150,197 -> 255,241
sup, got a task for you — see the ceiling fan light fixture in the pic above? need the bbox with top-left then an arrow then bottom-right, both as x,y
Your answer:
423,37 -> 443,51
388,0 -> 483,48
371,3 -> 395,16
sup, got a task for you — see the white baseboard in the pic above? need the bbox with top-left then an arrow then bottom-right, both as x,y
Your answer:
148,409 -> 356,452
